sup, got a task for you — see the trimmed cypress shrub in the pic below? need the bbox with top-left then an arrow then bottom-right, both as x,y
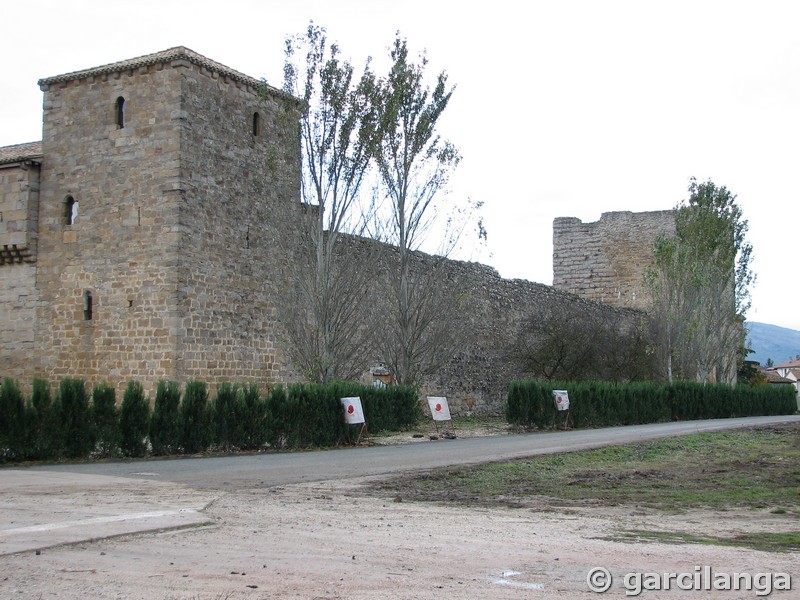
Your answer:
211,382 -> 239,451
265,382 -> 419,449
0,378 -> 26,462
150,380 -> 182,456
25,379 -> 57,461
58,378 -> 94,459
181,381 -> 210,453
265,384 -> 290,449
91,382 -> 119,457
507,380 -> 555,429
119,381 -> 150,457
303,384 -> 345,447
235,383 -> 267,450
507,379 -> 797,429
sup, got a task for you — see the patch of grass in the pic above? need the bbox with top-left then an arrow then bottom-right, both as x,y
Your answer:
368,423 -> 800,513
609,529 -> 800,553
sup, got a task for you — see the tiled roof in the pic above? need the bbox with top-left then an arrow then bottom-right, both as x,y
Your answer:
0,141 -> 43,165
38,46 -> 292,101
772,358 -> 800,369
764,370 -> 794,384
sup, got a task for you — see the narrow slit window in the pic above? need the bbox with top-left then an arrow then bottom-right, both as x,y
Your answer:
116,96 -> 125,129
83,290 -> 93,321
65,196 -> 78,225
252,112 -> 260,136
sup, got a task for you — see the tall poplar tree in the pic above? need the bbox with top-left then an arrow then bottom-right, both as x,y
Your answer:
282,23 -> 381,383
372,36 -> 463,386
648,178 -> 755,383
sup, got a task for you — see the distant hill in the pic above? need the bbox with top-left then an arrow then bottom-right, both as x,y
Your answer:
746,322 -> 800,366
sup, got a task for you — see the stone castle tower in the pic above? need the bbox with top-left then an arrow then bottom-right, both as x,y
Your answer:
1,47 -> 303,394
552,210 -> 676,310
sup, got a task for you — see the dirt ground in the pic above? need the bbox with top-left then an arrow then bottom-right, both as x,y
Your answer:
1,471 -> 797,599
2,421 -> 798,598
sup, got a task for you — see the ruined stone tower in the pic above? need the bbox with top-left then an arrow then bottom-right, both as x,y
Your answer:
552,210 -> 675,310
1,47 -> 303,394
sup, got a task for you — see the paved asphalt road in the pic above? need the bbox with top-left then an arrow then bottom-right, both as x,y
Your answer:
26,415 -> 800,490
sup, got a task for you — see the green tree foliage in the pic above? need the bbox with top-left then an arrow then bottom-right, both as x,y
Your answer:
150,380 -> 182,456
91,382 -> 118,457
119,381 -> 150,457
647,178 -> 755,383
58,378 -> 94,459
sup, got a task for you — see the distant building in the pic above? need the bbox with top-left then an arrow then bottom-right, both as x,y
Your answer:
767,359 -> 800,409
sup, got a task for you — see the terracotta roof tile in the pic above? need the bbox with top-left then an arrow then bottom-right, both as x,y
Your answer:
0,141 -> 43,165
764,370 -> 794,384
772,358 -> 800,370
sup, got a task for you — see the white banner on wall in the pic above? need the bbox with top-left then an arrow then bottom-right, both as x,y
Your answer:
552,390 -> 570,411
427,396 -> 452,422
340,396 -> 365,425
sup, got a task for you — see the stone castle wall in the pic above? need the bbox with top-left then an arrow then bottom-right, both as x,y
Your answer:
552,210 -> 675,310
0,156 -> 41,382
0,48 -> 654,413
335,234 -> 642,414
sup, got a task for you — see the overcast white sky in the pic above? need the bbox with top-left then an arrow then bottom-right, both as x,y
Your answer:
2,0 -> 798,329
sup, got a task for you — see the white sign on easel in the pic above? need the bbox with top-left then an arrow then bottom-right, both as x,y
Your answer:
340,396 -> 368,445
427,396 -> 452,421
427,396 -> 456,437
340,396 -> 365,424
552,390 -> 570,411
551,390 -> 572,429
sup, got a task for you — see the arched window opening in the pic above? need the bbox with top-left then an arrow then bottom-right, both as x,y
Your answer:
83,290 -> 93,321
116,96 -> 125,129
65,196 -> 78,225
252,112 -> 260,136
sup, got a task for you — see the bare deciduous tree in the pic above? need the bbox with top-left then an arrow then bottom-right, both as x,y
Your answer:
281,23 -> 381,383
512,300 -> 656,382
371,36 -> 471,386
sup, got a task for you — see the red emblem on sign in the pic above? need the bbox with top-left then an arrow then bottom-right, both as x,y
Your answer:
435,403 -> 442,412
348,404 -> 355,414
